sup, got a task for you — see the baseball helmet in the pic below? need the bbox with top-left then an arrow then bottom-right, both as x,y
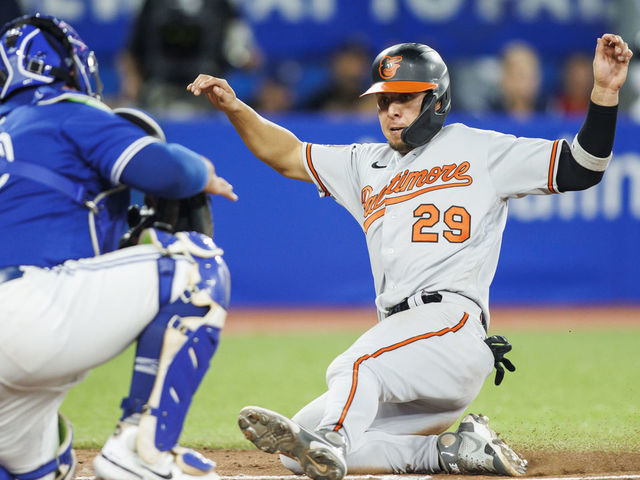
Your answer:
361,43 -> 451,147
0,14 -> 102,102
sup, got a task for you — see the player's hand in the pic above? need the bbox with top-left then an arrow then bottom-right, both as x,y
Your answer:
187,75 -> 240,113
202,158 -> 238,201
485,335 -> 516,386
591,34 -> 633,106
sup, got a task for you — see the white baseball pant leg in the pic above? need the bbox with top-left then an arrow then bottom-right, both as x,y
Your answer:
282,297 -> 494,473
0,245 -> 193,475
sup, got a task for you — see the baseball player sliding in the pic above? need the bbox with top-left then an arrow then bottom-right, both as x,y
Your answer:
189,33 -> 632,478
0,14 -> 237,480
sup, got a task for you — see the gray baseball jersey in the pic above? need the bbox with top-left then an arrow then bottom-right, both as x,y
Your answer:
288,122 -> 562,472
302,122 -> 561,326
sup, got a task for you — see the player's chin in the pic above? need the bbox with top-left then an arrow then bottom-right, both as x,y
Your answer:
388,139 -> 412,155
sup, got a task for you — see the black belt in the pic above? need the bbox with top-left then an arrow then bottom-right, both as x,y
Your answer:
0,266 -> 24,285
388,292 -> 442,316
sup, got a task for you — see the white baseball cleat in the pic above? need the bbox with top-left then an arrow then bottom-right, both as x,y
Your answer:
93,422 -> 219,480
238,406 -> 347,480
437,413 -> 527,476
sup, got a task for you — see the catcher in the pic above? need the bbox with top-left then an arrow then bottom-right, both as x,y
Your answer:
0,14 -> 236,480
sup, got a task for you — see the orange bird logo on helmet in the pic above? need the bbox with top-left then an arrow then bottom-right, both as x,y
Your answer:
379,56 -> 403,79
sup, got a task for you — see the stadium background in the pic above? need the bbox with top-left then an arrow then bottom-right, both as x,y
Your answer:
12,0 -> 640,308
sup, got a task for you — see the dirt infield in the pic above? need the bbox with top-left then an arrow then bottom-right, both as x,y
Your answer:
75,307 -> 640,478
75,448 -> 640,478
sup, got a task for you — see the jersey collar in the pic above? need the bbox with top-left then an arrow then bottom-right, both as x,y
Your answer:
0,83 -> 69,116
0,88 -> 38,116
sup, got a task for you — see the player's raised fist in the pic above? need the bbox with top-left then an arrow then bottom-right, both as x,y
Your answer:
599,33 -> 633,64
591,34 -> 633,105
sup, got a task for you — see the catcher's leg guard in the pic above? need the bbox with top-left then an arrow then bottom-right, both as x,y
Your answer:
119,229 -> 230,466
0,414 -> 76,480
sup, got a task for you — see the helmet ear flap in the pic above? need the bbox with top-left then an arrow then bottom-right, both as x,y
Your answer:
401,92 -> 438,147
401,86 -> 451,148
437,86 -> 451,114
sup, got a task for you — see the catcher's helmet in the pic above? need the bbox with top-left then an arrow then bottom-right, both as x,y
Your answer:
361,43 -> 451,147
0,14 -> 102,102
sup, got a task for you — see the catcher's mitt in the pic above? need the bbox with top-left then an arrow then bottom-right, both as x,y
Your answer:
114,108 -> 213,248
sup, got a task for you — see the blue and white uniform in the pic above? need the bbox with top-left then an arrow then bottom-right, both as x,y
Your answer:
0,86 -> 156,265
0,84 -> 228,479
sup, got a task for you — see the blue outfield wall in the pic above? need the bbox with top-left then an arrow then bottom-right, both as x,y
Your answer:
158,113 -> 640,307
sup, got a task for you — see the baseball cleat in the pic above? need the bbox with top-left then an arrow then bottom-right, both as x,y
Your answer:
238,406 -> 347,480
94,422 -> 219,480
437,413 -> 527,476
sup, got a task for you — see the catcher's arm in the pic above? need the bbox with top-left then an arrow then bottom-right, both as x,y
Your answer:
115,107 -> 237,201
187,75 -> 311,182
115,108 -> 235,247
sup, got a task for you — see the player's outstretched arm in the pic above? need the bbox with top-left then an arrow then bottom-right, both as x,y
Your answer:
187,75 -> 312,182
590,33 -> 633,106
555,34 -> 632,192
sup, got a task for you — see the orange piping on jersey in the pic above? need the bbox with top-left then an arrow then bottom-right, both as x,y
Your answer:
306,143 -> 330,196
548,140 -> 559,194
363,208 -> 386,233
332,312 -> 470,433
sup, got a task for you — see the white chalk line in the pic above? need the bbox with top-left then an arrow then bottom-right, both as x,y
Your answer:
77,474 -> 640,480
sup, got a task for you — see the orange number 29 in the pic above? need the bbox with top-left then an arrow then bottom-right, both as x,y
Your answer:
412,204 -> 470,243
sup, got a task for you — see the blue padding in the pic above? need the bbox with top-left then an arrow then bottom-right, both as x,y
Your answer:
181,451 -> 214,472
151,324 -> 220,450
10,434 -> 74,480
13,459 -> 57,480
156,255 -> 175,307
0,465 -> 12,480
120,302 -> 209,420
120,229 -> 229,443
120,253 -> 176,419
193,255 -> 230,310
153,229 -> 231,309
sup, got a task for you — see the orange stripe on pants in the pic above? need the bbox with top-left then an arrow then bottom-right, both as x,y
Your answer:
333,312 -> 470,432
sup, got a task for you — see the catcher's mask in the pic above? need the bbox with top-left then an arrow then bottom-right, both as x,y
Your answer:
361,42 -> 451,148
0,14 -> 103,101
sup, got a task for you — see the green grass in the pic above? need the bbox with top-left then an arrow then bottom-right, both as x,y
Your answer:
62,328 -> 640,452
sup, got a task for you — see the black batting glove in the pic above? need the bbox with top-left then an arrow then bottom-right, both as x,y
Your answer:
485,335 -> 516,385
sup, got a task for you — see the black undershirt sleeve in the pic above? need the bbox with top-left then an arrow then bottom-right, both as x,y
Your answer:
556,101 -> 618,192
556,142 -> 604,192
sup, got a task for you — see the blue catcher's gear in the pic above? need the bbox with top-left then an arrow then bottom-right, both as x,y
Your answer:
119,229 -> 229,466
0,14 -> 102,101
0,414 -> 76,480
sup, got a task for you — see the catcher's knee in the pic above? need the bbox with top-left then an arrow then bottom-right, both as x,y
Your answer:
121,229 -> 230,463
0,414 -> 76,480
